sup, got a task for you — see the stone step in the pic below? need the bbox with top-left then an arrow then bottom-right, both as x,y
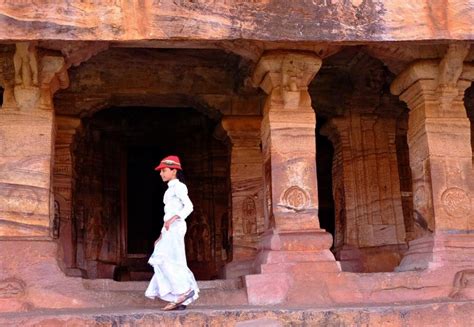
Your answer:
82,278 -> 248,307
1,300 -> 473,326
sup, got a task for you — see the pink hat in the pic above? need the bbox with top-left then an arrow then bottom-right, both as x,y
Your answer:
154,155 -> 182,171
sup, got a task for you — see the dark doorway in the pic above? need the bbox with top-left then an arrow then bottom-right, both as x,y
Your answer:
69,107 -> 230,281
316,116 -> 335,245
126,146 -> 166,255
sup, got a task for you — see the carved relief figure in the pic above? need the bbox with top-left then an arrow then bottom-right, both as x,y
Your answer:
13,42 -> 38,87
220,211 -> 231,261
189,207 -> 211,262
242,196 -> 257,235
53,200 -> 60,239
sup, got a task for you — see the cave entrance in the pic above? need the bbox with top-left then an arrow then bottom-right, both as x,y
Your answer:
67,107 -> 230,281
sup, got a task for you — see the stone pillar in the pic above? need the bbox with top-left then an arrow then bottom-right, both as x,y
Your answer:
54,116 -> 82,274
219,116 -> 264,278
0,44 -> 89,312
322,113 -> 407,272
0,42 -> 69,238
390,44 -> 474,271
244,51 -> 340,305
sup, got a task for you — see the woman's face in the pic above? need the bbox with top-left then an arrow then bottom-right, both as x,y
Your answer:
160,167 -> 177,182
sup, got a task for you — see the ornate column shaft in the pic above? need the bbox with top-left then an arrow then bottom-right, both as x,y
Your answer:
0,42 -> 69,239
391,44 -> 474,270
244,51 -> 339,305
322,113 -> 407,272
219,116 -> 264,278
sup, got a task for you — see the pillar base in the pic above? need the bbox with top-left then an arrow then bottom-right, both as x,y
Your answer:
0,240 -> 98,312
337,244 -> 407,272
244,228 -> 341,305
396,232 -> 474,272
222,258 -> 255,279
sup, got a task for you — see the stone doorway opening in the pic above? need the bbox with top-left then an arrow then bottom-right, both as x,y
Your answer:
55,107 -> 230,281
316,115 -> 336,244
466,85 -> 474,164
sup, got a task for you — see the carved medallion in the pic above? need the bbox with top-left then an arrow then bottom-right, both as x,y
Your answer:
7,187 -> 39,215
441,187 -> 471,218
0,279 -> 25,298
281,186 -> 309,210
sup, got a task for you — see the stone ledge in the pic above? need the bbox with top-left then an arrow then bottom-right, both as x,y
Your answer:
1,300 -> 473,326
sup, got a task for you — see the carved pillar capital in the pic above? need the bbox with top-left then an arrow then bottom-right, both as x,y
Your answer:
391,44 -> 474,113
220,116 -> 262,147
252,51 -> 322,108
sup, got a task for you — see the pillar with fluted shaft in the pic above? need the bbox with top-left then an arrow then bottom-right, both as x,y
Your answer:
390,44 -> 474,271
244,51 -> 340,305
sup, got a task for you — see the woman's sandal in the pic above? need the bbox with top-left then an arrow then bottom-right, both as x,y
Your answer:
161,290 -> 195,311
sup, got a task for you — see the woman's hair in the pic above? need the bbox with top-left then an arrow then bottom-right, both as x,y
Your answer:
175,169 -> 186,183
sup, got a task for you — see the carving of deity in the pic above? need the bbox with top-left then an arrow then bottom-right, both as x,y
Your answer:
221,211 -> 231,261
53,200 -> 60,239
13,43 -> 38,87
242,196 -> 257,235
189,208 -> 211,262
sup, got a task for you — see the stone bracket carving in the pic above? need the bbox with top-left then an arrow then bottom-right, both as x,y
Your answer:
8,42 -> 69,111
251,51 -> 322,108
391,44 -> 474,101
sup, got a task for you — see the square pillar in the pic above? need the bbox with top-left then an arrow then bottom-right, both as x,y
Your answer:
322,113 -> 407,272
244,51 -> 340,305
391,45 -> 474,271
219,116 -> 265,278
0,43 -> 69,239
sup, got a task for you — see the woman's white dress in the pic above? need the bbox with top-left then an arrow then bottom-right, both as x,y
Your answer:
145,178 -> 199,305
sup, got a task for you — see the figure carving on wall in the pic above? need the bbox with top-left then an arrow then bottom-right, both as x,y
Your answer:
189,207 -> 211,262
242,196 -> 257,235
85,207 -> 107,261
221,211 -> 231,261
13,42 -> 38,87
53,200 -> 60,239
333,185 -> 346,249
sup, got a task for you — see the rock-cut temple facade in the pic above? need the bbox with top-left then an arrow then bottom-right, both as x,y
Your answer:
0,1 -> 473,325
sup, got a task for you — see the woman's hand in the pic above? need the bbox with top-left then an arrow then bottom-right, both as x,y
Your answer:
164,215 -> 180,231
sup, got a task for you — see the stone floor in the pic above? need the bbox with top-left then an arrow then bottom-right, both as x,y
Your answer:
1,300 -> 473,326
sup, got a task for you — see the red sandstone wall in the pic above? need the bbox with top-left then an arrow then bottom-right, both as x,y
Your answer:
0,1 -> 472,42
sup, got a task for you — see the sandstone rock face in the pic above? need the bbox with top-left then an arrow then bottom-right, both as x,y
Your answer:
0,1 -> 472,41
0,1 -> 473,315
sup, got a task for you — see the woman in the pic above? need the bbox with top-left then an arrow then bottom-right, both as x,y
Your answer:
145,155 -> 199,311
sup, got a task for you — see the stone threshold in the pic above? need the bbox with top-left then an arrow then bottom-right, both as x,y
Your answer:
82,277 -> 244,292
1,300 -> 473,326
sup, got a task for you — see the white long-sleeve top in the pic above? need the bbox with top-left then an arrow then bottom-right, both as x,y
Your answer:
163,179 -> 193,222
